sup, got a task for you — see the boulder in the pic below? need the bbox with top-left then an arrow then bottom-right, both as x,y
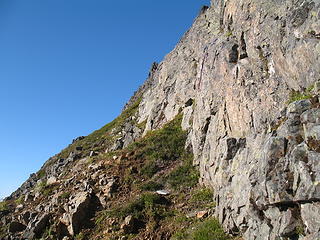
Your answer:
60,192 -> 96,236
301,203 -> 320,234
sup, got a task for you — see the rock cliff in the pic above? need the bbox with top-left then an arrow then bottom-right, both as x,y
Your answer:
1,0 -> 320,239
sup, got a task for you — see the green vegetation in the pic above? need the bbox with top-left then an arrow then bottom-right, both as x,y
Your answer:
0,225 -> 8,239
0,201 -> 8,211
172,218 -> 232,240
287,90 -> 312,104
166,155 -> 199,190
295,225 -> 305,237
37,169 -> 46,179
130,114 -> 187,163
127,114 -> 193,180
192,218 -> 232,240
36,181 -> 58,197
113,193 -> 170,221
59,191 -> 71,200
139,181 -> 164,191
90,114 -> 224,239
15,196 -> 24,205
75,232 -> 85,240
190,188 -> 213,203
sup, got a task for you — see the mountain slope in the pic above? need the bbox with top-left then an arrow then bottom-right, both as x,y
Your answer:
1,0 -> 320,239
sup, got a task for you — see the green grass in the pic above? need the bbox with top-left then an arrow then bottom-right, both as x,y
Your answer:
129,114 -> 187,163
36,181 -> 58,197
192,218 -> 232,240
37,169 -> 46,179
15,196 -> 24,205
166,155 -> 199,190
140,181 -> 164,191
190,188 -> 213,203
172,218 -> 232,240
114,193 -> 169,220
287,90 -> 312,104
0,224 -> 8,239
0,201 -> 8,211
127,114 -> 193,180
59,191 -> 71,200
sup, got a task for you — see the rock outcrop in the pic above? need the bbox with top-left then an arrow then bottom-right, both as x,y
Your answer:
1,0 -> 320,239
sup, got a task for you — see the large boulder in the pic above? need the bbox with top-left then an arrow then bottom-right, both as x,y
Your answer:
60,192 -> 98,236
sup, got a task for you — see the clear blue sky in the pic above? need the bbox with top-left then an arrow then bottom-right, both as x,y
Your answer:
0,0 -> 209,199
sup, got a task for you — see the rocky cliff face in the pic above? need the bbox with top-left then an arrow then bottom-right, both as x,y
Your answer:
1,0 -> 320,239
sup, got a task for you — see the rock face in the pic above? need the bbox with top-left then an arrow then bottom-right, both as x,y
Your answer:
128,0 -> 320,238
2,0 -> 320,239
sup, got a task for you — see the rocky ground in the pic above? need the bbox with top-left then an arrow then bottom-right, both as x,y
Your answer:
0,112 -> 234,240
1,0 -> 320,239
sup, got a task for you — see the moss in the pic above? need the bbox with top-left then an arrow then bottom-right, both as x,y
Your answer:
36,181 -> 58,197
295,225 -> 305,237
119,193 -> 166,217
141,161 -> 159,178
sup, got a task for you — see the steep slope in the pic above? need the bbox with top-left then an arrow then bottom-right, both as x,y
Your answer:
1,0 -> 320,239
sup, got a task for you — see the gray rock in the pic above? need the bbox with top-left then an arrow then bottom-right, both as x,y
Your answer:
60,192 -> 97,236
301,203 -> 320,234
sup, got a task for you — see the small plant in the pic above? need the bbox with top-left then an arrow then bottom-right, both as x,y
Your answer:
75,232 -> 85,240
111,192 -> 170,224
287,90 -> 312,104
295,225 -> 305,237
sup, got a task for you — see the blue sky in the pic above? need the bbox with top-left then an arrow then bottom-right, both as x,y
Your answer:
0,0 -> 210,199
